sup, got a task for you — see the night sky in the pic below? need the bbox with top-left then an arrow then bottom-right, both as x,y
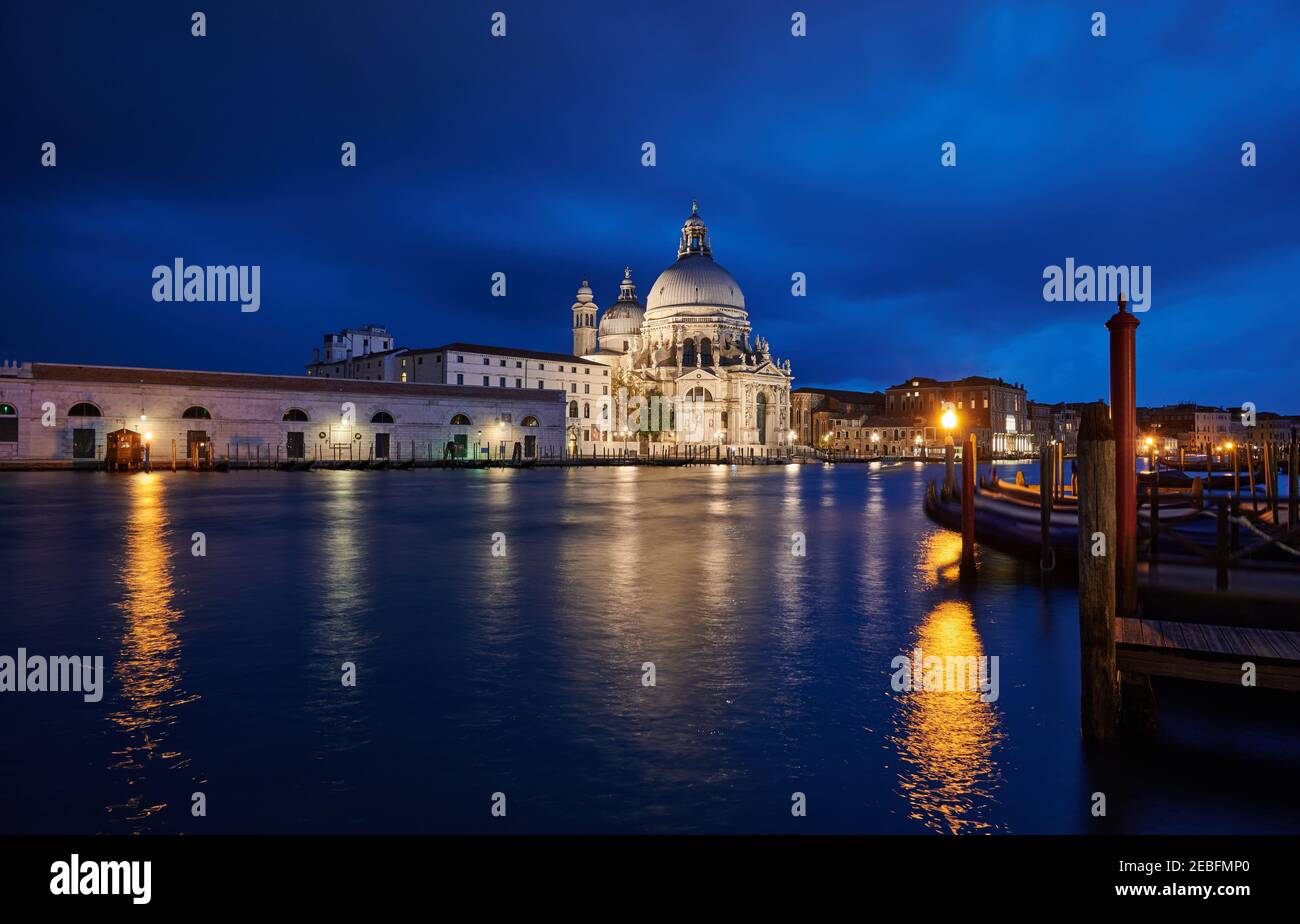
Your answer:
3,1 -> 1297,410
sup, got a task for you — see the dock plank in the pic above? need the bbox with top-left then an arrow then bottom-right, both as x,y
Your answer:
1115,617 -> 1300,691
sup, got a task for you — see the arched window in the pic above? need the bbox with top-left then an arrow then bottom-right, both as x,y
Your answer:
568,400 -> 578,418
182,406 -> 211,419
450,414 -> 472,426
583,402 -> 590,419
371,411 -> 394,423
68,402 -> 102,417
700,337 -> 713,365
282,408 -> 308,422
521,416 -> 539,427
681,338 -> 696,366
0,403 -> 16,443
686,386 -> 713,402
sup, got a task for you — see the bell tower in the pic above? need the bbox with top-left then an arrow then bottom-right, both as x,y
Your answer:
572,278 -> 598,356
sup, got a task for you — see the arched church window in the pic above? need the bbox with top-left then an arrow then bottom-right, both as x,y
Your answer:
371,411 -> 394,423
521,416 -> 539,427
69,402 -> 101,417
450,414 -> 472,426
583,402 -> 590,419
568,400 -> 578,418
283,408 -> 309,421
700,338 -> 713,365
182,406 -> 211,419
681,339 -> 696,366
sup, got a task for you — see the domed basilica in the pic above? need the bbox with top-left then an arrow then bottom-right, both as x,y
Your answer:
570,203 -> 793,451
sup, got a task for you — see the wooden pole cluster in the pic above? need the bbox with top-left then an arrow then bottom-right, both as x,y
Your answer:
1076,402 -> 1118,745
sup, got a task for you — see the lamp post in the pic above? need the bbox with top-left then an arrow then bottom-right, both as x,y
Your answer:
941,405 -> 958,497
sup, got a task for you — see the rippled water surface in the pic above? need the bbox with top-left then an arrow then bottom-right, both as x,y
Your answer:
2,464 -> 1297,834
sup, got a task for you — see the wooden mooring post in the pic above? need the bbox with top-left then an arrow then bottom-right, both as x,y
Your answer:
1039,441 -> 1053,572
1106,295 -> 1140,617
1076,402 -> 1118,745
961,433 -> 976,576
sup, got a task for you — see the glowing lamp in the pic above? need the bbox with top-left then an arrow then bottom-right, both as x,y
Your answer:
940,408 -> 957,431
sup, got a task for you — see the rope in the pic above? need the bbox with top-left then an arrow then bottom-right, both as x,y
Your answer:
1190,508 -> 1300,557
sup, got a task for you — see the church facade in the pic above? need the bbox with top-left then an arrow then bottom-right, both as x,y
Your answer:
571,203 -> 794,453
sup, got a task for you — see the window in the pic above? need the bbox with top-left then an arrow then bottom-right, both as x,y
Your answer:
539,363 -> 545,370
0,403 -> 18,442
457,355 -> 464,362
584,368 -> 590,374
516,361 -> 522,368
499,377 -> 506,387
418,356 -> 424,364
283,408 -> 309,421
456,373 -> 464,385
500,359 -> 506,366
602,386 -> 608,395
483,357 -> 489,365
569,400 -> 578,418
483,376 -> 489,386
450,414 -> 472,425
68,402 -> 101,417
515,378 -> 521,388
372,411 -> 395,423
538,381 -> 545,389
571,367 -> 576,373
570,383 -> 576,393
583,402 -> 590,419
584,383 -> 589,394
520,416 -> 539,428
182,406 -> 211,419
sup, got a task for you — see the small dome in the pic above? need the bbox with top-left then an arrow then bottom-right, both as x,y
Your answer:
599,267 -> 645,337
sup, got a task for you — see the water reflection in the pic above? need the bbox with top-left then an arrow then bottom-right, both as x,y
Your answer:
917,528 -> 964,588
891,600 -> 1006,833
308,473 -> 378,761
106,473 -> 197,827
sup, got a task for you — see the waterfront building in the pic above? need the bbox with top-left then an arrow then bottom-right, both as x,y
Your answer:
828,415 -> 929,457
792,387 -> 886,448
884,375 -> 1032,457
1138,403 -> 1236,450
1026,400 -> 1087,455
0,361 -> 565,466
574,203 -> 794,453
305,204 -> 794,456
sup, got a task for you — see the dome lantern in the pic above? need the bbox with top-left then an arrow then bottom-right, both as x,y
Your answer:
677,200 -> 712,258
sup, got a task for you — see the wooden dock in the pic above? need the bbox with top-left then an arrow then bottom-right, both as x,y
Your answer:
1116,616 -> 1300,692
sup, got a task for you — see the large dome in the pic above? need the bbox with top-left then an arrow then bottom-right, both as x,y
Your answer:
647,254 -> 745,312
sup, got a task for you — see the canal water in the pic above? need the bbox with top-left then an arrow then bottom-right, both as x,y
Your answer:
2,463 -> 1297,834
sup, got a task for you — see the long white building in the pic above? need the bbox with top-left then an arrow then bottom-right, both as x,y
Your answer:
0,361 -> 566,467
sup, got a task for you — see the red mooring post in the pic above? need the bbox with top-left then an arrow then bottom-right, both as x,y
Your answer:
1106,295 -> 1140,617
961,432 -> 977,575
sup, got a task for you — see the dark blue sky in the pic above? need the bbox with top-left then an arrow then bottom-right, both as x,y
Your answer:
4,1 -> 1298,409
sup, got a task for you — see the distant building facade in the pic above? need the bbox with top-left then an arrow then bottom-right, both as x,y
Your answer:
0,361 -> 565,465
791,387 -> 885,448
884,375 -> 1032,457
